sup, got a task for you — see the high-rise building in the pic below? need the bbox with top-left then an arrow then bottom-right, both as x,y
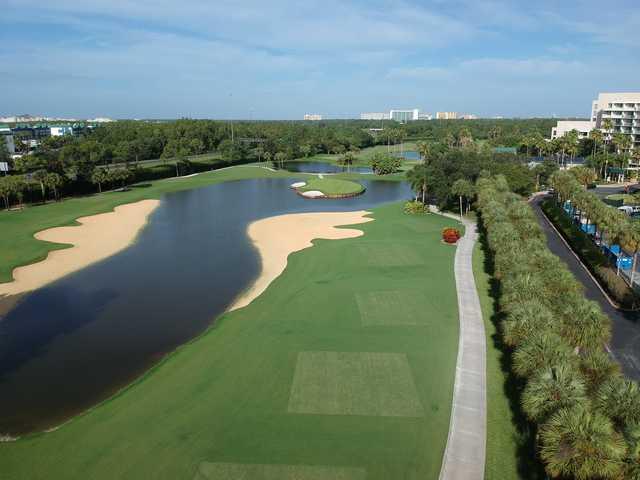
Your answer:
436,112 -> 458,120
360,112 -> 389,120
389,109 -> 419,122
591,92 -> 640,150
303,114 -> 323,121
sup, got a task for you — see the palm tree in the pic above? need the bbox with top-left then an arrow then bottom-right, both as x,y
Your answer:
451,178 -> 474,219
32,168 -> 48,202
274,152 -> 287,169
502,301 -> 555,347
263,151 -> 272,167
522,364 -> 587,423
457,127 -> 473,149
338,151 -> 356,173
44,172 -> 63,200
91,168 -> 108,193
560,299 -> 610,353
416,141 -> 430,163
406,164 -> 428,203
513,330 -> 576,378
579,349 -> 621,395
595,376 -> 640,427
539,406 -> 626,479
613,133 -> 632,181
602,119 -> 614,179
589,129 -> 604,158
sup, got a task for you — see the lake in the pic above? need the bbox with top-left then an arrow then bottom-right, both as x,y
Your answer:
0,177 -> 412,435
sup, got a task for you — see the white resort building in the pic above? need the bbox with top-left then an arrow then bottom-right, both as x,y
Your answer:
591,92 -> 640,151
551,120 -> 595,140
550,93 -> 640,152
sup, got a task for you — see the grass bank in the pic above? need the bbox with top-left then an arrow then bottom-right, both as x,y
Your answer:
0,203 -> 460,479
472,239 -> 543,480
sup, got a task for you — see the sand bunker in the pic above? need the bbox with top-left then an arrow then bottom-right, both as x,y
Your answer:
0,199 -> 160,301
290,182 -> 306,188
229,210 -> 372,311
301,190 -> 325,198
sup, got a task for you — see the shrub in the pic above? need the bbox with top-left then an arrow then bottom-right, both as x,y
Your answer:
369,152 -> 401,175
442,227 -> 461,244
404,200 -> 427,215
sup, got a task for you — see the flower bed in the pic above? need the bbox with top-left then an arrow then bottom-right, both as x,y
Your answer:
442,227 -> 461,244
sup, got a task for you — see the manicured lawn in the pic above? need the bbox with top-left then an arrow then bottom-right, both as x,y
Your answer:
0,203 -> 460,480
473,240 -> 543,480
297,177 -> 364,196
298,142 -> 419,168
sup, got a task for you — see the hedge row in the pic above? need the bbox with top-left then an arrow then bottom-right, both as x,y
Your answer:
477,174 -> 640,479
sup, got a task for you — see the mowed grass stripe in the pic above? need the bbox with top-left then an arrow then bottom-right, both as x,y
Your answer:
355,290 -> 430,326
357,244 -> 424,267
288,351 -> 424,417
195,462 -> 366,480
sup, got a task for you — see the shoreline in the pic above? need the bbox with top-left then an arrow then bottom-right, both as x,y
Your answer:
228,210 -> 373,311
0,199 -> 160,316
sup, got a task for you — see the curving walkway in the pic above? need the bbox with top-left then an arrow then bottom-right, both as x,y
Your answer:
439,218 -> 487,480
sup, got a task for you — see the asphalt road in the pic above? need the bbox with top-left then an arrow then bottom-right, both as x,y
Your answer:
530,196 -> 640,381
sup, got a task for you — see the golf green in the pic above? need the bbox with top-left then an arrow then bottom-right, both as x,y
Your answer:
297,177 -> 365,197
0,203 -> 460,480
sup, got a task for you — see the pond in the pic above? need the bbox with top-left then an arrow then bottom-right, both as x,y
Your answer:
395,151 -> 421,161
0,177 -> 412,435
278,161 -> 373,174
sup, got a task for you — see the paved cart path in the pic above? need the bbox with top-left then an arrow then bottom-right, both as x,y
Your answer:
439,218 -> 487,480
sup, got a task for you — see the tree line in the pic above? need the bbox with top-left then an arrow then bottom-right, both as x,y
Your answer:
1,118 -> 563,208
478,175 -> 639,479
405,140 -> 559,210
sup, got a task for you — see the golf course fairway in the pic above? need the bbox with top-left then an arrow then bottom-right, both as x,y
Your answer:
0,202 -> 460,480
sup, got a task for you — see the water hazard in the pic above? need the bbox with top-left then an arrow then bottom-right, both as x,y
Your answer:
0,177 -> 412,435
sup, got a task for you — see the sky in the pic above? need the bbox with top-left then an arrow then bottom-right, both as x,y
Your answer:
1,0 -> 639,120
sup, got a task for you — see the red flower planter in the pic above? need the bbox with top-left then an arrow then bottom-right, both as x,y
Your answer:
442,227 -> 461,244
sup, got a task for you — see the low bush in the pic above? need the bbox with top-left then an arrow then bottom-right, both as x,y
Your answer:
369,152 -> 401,175
442,227 -> 461,244
403,200 -> 427,215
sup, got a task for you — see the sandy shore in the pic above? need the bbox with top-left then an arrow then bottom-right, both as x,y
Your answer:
0,199 -> 160,312
229,210 -> 373,311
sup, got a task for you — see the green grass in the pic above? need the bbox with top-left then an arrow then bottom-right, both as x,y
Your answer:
603,193 -> 639,206
0,202 -> 460,480
296,142 -> 419,169
297,178 -> 365,196
473,236 -> 543,480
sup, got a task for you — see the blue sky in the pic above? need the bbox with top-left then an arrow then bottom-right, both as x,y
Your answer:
1,0 -> 639,119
